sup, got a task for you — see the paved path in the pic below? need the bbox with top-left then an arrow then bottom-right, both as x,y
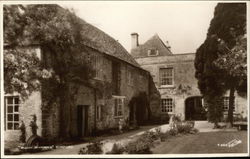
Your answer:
194,121 -> 237,132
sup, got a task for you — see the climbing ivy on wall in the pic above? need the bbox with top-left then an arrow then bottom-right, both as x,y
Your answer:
4,4 -> 96,138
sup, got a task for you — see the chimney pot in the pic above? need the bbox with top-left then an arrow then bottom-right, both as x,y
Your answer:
131,33 -> 139,49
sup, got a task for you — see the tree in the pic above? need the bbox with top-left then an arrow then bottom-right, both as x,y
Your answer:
4,4 -> 94,138
195,35 -> 226,127
194,3 -> 246,127
214,34 -> 247,127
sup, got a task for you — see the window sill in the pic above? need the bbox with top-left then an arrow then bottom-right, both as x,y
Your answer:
5,129 -> 19,131
93,77 -> 102,81
161,112 -> 174,114
114,116 -> 123,119
159,85 -> 175,89
223,111 -> 237,114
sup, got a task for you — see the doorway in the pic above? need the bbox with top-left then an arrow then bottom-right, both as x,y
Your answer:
77,105 -> 89,137
185,96 -> 207,120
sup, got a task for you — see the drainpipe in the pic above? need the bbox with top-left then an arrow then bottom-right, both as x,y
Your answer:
94,89 -> 97,135
147,72 -> 151,120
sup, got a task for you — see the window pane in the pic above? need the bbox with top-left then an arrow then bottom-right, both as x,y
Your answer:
7,97 -> 13,104
7,114 -> 13,121
14,114 -> 19,121
7,106 -> 13,113
14,98 -> 19,104
14,105 -> 19,112
14,123 -> 19,130
7,123 -> 13,130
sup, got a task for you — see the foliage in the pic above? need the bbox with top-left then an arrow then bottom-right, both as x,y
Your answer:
106,143 -> 125,154
174,84 -> 192,96
124,137 -> 152,154
4,4 -> 96,138
186,120 -> 195,128
29,114 -> 38,136
194,3 -> 246,126
4,47 -> 47,99
176,123 -> 192,134
215,35 -> 247,79
4,4 -> 94,99
205,95 -> 223,127
79,141 -> 103,154
168,128 -> 178,136
19,121 -> 26,143
98,122 -> 199,154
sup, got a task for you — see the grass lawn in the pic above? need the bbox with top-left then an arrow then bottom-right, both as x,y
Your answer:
152,131 -> 248,154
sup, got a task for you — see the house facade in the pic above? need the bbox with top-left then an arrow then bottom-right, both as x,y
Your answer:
130,33 -> 247,121
4,7 -> 160,143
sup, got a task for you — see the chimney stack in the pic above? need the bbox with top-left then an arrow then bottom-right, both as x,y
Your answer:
131,33 -> 139,49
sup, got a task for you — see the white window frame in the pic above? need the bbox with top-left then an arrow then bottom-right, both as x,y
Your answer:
159,67 -> 174,87
223,96 -> 235,112
113,95 -> 125,118
5,96 -> 20,130
147,49 -> 159,56
161,98 -> 174,113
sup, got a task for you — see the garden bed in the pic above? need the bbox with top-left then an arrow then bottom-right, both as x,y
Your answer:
79,121 -> 199,154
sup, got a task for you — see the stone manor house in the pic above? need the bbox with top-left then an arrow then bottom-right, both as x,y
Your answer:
130,33 -> 247,121
4,6 -> 160,143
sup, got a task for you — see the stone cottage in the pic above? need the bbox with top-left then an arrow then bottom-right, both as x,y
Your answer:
4,6 -> 160,143
130,33 -> 247,121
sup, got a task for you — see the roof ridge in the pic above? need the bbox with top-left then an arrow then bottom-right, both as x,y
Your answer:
144,34 -> 173,54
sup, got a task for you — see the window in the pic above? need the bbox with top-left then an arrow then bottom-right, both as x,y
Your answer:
159,68 -> 173,86
113,96 -> 125,117
127,68 -> 133,86
223,97 -> 235,111
96,105 -> 102,121
161,98 -> 173,113
93,54 -> 103,79
148,49 -> 159,56
5,96 -> 20,130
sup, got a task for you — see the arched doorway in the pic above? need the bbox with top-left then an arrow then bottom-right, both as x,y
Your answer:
185,96 -> 207,120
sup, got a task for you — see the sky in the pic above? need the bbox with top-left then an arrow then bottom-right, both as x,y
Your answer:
60,1 -> 218,54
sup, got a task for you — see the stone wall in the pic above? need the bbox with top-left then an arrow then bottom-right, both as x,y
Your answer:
39,46 -> 158,139
135,53 -> 247,121
4,44 -> 160,142
4,91 -> 42,142
4,46 -> 42,142
135,53 -> 201,120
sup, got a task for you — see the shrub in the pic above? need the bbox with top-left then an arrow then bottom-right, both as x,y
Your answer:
190,128 -> 199,134
141,130 -> 160,144
168,128 -> 178,136
124,137 -> 152,154
79,141 -> 103,154
107,143 -> 125,154
159,131 -> 169,142
186,120 -> 195,128
176,124 -> 192,134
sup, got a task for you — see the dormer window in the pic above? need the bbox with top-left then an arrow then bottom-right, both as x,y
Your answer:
148,49 -> 159,56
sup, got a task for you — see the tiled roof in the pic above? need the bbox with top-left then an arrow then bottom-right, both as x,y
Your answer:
131,34 -> 173,58
78,21 -> 140,67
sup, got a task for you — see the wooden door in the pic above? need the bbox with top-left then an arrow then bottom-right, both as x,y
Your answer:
77,105 -> 88,137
